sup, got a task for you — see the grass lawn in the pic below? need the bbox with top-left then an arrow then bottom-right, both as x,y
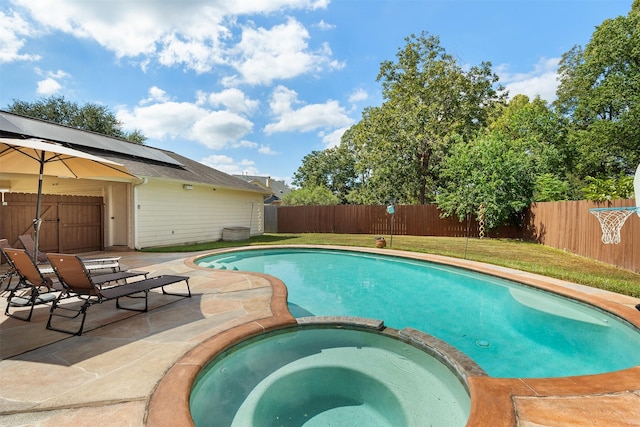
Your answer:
143,233 -> 640,298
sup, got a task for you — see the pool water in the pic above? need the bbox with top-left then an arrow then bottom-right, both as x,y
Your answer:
197,248 -> 640,378
190,327 -> 470,427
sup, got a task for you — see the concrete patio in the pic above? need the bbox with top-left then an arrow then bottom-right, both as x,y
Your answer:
0,247 -> 639,426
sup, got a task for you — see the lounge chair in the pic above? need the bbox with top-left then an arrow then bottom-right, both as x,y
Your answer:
46,253 -> 190,335
18,234 -> 122,273
0,239 -> 16,293
3,248 -> 63,321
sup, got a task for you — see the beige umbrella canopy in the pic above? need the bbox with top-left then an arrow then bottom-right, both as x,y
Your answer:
0,137 -> 135,261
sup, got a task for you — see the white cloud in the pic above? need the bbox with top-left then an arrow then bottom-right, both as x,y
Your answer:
191,110 -> 254,148
36,77 -> 62,95
348,88 -> 368,104
498,57 -> 560,102
33,68 -> 69,95
314,19 -> 335,30
320,126 -> 349,149
140,86 -> 171,105
264,85 -> 354,134
46,69 -> 69,79
228,17 -> 343,86
117,90 -> 254,149
0,10 -> 40,63
202,88 -> 259,115
200,154 -> 260,175
258,145 -> 278,155
232,140 -> 259,149
12,0 -> 333,76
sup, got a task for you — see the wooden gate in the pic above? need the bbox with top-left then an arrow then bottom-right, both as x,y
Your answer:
0,193 -> 104,254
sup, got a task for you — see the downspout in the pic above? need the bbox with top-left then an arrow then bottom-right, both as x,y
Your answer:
133,177 -> 148,250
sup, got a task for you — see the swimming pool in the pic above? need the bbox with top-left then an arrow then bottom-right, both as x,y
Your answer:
190,325 -> 472,427
196,247 -> 640,378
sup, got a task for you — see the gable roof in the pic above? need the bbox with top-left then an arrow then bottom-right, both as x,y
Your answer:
0,110 -> 267,194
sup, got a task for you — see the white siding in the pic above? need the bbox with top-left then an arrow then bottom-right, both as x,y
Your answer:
135,179 -> 264,248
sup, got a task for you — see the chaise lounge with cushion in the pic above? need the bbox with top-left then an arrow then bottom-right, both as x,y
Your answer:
3,248 -> 64,321
18,234 -> 122,274
3,248 -> 148,322
46,253 -> 190,335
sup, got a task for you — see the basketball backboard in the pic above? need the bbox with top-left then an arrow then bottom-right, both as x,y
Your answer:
589,163 -> 640,244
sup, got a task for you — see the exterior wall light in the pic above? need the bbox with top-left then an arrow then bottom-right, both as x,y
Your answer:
0,188 -> 10,206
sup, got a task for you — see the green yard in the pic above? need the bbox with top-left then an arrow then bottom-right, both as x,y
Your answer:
144,233 -> 640,298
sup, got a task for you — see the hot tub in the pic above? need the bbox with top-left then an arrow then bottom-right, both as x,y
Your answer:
189,320 -> 477,426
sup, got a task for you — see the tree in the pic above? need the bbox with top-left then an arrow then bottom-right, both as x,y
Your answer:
490,95 -> 574,200
580,175 -> 635,201
554,0 -> 640,178
341,106 -> 404,204
348,32 -> 505,204
292,144 -> 358,204
281,186 -> 340,206
534,173 -> 571,202
436,132 -> 535,230
7,96 -> 147,144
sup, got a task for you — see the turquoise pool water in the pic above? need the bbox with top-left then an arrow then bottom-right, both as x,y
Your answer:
190,327 -> 470,427
197,248 -> 640,378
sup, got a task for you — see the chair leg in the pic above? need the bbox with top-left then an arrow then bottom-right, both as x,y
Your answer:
161,278 -> 191,298
46,297 -> 91,336
116,291 -> 149,312
4,290 -> 37,322
0,270 -> 16,295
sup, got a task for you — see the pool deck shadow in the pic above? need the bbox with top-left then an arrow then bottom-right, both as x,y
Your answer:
1,245 -> 639,426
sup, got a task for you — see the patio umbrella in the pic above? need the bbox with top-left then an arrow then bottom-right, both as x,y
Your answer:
0,137 -> 135,262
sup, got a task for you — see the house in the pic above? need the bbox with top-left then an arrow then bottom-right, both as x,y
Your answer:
0,110 -> 270,251
233,174 -> 292,205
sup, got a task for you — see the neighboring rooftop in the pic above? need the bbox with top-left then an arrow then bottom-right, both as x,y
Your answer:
234,174 -> 292,203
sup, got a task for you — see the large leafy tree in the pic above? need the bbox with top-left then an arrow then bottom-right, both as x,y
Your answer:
7,96 -> 146,144
490,95 -> 574,200
342,105 -> 403,204
554,0 -> 640,177
292,144 -> 358,204
350,32 -> 505,204
281,185 -> 340,206
437,132 -> 535,230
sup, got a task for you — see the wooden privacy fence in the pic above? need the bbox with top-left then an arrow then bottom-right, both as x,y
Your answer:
525,199 -> 638,273
0,193 -> 104,254
277,205 -> 520,238
274,200 -> 639,272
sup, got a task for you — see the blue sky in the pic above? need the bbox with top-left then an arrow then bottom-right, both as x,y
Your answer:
1,0 -> 633,185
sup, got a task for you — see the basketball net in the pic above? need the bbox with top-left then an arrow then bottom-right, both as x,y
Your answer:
589,208 -> 637,244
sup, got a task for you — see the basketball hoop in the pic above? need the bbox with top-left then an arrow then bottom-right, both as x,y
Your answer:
589,207 -> 639,244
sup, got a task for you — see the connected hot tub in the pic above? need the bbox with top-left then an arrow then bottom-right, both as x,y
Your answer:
189,320 -> 478,427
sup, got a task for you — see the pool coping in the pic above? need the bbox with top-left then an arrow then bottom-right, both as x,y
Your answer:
147,245 -> 640,426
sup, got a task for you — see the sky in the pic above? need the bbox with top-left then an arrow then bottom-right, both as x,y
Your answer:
0,0 -> 633,185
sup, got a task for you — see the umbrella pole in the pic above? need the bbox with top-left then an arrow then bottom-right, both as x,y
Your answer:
33,152 -> 45,263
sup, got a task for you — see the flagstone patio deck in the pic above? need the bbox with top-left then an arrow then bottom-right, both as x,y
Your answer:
1,247 -> 639,426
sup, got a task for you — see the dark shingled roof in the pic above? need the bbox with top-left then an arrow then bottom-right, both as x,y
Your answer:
98,149 -> 267,193
0,110 -> 268,194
